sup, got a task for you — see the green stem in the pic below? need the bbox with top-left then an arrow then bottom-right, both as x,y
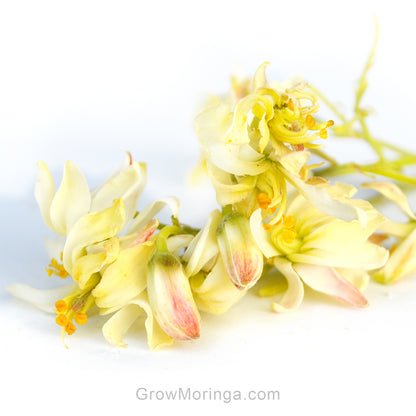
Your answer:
156,225 -> 183,252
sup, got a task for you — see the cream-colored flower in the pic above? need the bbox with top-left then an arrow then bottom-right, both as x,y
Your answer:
250,187 -> 388,311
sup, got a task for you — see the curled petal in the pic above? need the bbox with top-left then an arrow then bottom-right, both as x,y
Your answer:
91,160 -> 147,228
102,292 -> 173,350
128,197 -> 180,235
63,199 -> 125,275
271,257 -> 304,312
190,258 -> 246,314
50,161 -> 91,235
362,181 -> 416,220
183,209 -> 222,277
293,263 -> 369,307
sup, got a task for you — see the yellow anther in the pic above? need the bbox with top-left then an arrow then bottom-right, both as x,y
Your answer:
281,229 -> 297,244
46,257 -> 69,279
283,215 -> 295,228
65,322 -> 76,336
263,224 -> 272,231
293,144 -> 305,152
319,129 -> 328,139
326,120 -> 334,127
257,193 -> 271,209
45,267 -> 53,277
269,206 -> 277,215
60,252 -> 64,261
55,300 -> 67,313
75,313 -> 88,325
56,314 -> 68,327
287,99 -> 295,112
390,243 -> 397,255
305,114 -> 316,128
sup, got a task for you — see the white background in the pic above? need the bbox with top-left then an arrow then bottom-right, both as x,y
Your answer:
1,0 -> 416,415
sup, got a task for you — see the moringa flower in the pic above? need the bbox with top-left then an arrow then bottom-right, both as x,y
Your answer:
250,185 -> 388,311
147,252 -> 201,341
35,152 -> 146,236
216,211 -> 263,289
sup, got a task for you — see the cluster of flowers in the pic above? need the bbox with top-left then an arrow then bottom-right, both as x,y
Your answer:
8,58 -> 416,350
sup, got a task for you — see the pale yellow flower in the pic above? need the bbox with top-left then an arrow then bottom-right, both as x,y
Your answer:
250,185 -> 388,311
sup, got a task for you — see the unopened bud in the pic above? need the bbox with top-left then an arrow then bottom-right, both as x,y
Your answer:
147,252 -> 201,341
217,212 -> 263,290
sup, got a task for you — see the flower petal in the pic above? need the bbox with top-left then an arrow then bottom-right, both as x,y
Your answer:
289,242 -> 388,270
374,227 -> 416,283
6,283 -> 77,313
93,242 -> 155,309
293,263 -> 369,307
128,197 -> 180,234
102,292 -> 173,349
362,181 -> 416,220
190,258 -> 246,314
183,209 -> 222,277
50,161 -> 91,235
271,257 -> 304,312
63,199 -> 125,275
249,208 -> 279,258
34,161 -> 55,232
91,161 -> 147,228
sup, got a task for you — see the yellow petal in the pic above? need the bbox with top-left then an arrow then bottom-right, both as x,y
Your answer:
63,199 -> 125,275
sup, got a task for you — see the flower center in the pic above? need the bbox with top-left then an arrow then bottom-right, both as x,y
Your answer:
270,215 -> 302,256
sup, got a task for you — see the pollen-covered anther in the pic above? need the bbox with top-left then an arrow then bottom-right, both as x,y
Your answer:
263,223 -> 272,231
287,98 -> 296,112
257,193 -> 271,209
305,114 -> 316,128
55,300 -> 67,313
326,120 -> 334,127
319,129 -> 328,139
282,215 -> 295,228
75,313 -> 88,325
65,322 -> 76,335
56,314 -> 68,327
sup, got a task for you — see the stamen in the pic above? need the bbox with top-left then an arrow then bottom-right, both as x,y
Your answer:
283,215 -> 295,228
56,314 -> 68,327
75,313 -> 88,325
65,322 -> 76,335
55,300 -> 67,313
46,257 -> 69,279
263,224 -> 272,231
257,193 -> 271,209
326,120 -> 334,127
319,129 -> 328,139
287,99 -> 295,112
306,114 -> 316,128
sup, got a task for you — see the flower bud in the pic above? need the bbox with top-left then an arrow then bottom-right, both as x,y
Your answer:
216,212 -> 263,289
147,252 -> 201,341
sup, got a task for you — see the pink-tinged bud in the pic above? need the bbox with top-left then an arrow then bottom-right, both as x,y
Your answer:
147,252 -> 201,341
217,212 -> 263,290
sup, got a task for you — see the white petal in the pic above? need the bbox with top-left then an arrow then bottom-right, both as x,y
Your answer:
293,263 -> 369,307
271,257 -> 304,312
102,292 -> 173,349
282,167 -> 361,223
128,197 -> 180,234
91,161 -> 147,228
362,181 -> 416,220
34,161 -> 55,231
289,242 -> 388,270
50,161 -> 91,235
249,208 -> 279,258
6,283 -> 77,313
183,210 -> 222,277
166,234 -> 194,256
